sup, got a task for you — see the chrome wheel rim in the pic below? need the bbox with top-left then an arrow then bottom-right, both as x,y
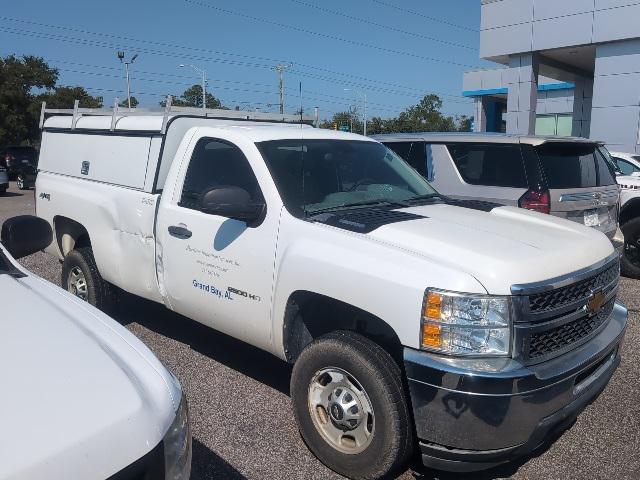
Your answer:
68,267 -> 88,301
16,176 -> 23,189
308,367 -> 375,454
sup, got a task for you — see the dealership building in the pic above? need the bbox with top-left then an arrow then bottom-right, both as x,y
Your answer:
463,0 -> 640,154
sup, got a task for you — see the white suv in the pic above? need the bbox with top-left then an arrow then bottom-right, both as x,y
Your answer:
610,151 -> 640,176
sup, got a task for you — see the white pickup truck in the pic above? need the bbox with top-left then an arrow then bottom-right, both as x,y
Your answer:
35,104 -> 627,478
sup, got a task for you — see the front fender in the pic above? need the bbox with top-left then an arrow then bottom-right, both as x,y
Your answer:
270,214 -> 486,357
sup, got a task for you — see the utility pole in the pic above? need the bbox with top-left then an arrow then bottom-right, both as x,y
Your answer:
272,63 -> 293,114
179,64 -> 207,110
117,51 -> 138,109
344,88 -> 367,136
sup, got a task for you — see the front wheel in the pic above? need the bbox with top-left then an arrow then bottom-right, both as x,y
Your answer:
291,331 -> 413,480
61,247 -> 116,310
621,218 -> 640,279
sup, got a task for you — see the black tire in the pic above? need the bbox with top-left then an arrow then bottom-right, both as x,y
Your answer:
0,187 -> 6,196
61,247 -> 116,310
291,331 -> 413,480
16,174 -> 26,190
621,217 -> 640,279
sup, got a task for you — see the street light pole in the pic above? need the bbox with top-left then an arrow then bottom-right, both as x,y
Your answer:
179,64 -> 207,110
124,62 -> 131,108
117,51 -> 138,109
363,92 -> 367,136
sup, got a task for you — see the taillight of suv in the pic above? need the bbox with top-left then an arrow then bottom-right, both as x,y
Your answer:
519,188 -> 551,214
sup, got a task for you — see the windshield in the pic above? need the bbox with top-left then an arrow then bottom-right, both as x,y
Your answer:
257,139 -> 437,217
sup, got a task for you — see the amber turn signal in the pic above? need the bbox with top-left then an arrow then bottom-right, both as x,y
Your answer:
421,322 -> 442,348
424,292 -> 442,319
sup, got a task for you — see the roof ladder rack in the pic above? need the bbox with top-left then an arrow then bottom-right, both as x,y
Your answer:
39,95 -> 319,132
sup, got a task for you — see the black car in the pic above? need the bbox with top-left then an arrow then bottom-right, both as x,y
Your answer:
15,162 -> 38,190
0,146 -> 38,181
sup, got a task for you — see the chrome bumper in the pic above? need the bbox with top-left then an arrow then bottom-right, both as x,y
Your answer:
404,302 -> 627,472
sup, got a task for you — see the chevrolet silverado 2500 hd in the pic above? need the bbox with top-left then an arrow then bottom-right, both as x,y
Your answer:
35,103 -> 627,479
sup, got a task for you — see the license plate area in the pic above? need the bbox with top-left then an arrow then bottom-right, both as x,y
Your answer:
584,209 -> 600,227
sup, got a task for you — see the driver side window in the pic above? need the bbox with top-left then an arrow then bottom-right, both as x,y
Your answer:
180,138 -> 263,211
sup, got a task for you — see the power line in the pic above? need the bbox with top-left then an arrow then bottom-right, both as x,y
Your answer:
287,0 -> 475,50
0,22 -> 473,115
48,59 -> 451,112
57,67 -> 407,115
182,0 -> 476,68
367,0 -> 479,32
0,25 -> 472,105
0,16 -> 470,100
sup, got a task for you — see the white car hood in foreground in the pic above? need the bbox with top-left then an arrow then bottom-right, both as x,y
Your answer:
368,204 -> 614,295
0,267 -> 180,480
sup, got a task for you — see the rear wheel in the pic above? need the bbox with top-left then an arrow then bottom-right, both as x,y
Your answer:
621,217 -> 640,279
0,186 -> 6,196
61,247 -> 116,310
16,174 -> 26,190
291,331 -> 413,480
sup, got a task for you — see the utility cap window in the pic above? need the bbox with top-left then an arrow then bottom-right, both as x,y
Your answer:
180,138 -> 263,211
446,143 -> 528,188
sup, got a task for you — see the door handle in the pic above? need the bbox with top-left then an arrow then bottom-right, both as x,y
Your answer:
168,225 -> 192,239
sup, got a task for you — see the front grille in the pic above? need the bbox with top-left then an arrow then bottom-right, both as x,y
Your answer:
528,262 -> 619,314
528,300 -> 615,360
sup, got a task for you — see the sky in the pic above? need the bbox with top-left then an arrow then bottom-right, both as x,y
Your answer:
0,0 -> 492,121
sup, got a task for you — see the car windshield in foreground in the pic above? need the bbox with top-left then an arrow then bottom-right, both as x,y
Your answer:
257,139 -> 437,217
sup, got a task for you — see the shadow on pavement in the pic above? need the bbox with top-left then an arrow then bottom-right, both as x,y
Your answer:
191,438 -> 247,480
408,420 -> 573,480
112,294 -> 293,396
0,191 -> 24,197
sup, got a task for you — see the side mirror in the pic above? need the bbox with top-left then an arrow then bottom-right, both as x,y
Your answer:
1,215 -> 53,259
199,186 -> 265,224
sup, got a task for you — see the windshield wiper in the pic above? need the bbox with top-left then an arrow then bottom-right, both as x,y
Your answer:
307,199 -> 410,217
405,193 -> 445,205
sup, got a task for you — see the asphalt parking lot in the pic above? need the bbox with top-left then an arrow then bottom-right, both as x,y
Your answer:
2,182 -> 639,480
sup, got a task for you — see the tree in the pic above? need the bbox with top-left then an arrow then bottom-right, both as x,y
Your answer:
319,111 -> 363,133
0,55 -> 58,145
161,84 -> 223,109
456,115 -> 473,132
118,96 -> 139,108
320,94 -> 467,136
37,86 -> 103,109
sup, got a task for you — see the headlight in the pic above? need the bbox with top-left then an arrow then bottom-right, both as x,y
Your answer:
421,289 -> 511,356
164,393 -> 192,480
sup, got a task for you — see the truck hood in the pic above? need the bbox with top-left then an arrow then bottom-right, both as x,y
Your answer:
367,204 -> 613,295
0,269 -> 180,480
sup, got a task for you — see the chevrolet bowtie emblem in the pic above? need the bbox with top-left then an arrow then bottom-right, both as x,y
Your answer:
585,289 -> 606,316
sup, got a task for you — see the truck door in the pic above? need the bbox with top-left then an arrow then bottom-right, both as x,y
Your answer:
155,136 -> 278,351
